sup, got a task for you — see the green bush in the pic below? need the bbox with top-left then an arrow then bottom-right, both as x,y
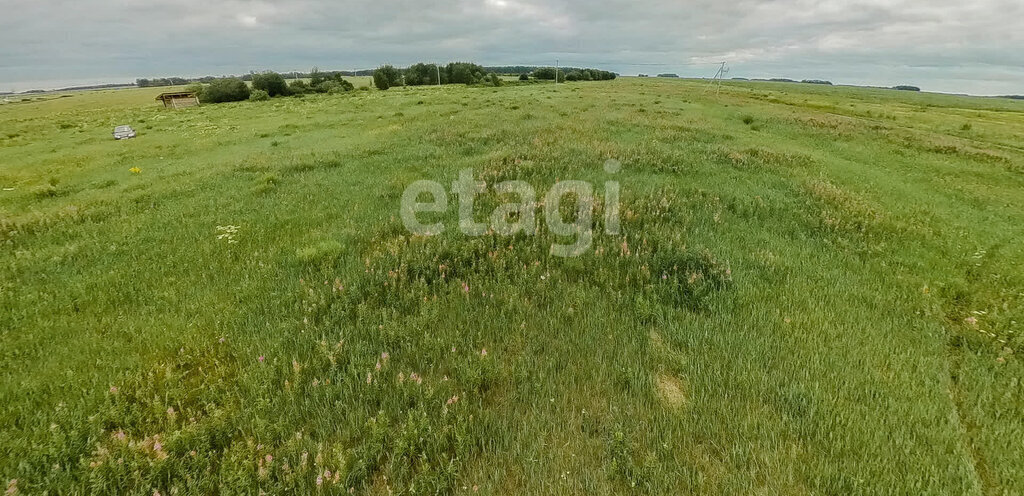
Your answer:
201,78 -> 250,103
252,72 -> 289,97
288,80 -> 311,95
317,79 -> 355,94
327,81 -> 355,94
309,71 -> 356,93
249,89 -> 270,101
519,73 -> 530,81
309,66 -> 325,87
184,82 -> 205,101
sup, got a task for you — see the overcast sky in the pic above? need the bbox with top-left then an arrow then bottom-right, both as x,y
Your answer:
1,0 -> 1021,94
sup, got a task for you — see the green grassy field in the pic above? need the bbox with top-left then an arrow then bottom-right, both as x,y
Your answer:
1,78 -> 1022,495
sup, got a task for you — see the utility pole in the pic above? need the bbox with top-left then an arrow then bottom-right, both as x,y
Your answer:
702,62 -> 727,95
437,64 -> 441,86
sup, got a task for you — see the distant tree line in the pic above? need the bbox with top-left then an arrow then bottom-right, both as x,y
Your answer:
563,68 -> 617,82
534,66 -> 616,82
137,64 -> 616,91
370,62 -> 615,90
373,62 -> 499,89
136,77 -> 193,87
140,62 -> 617,101
892,85 -> 921,92
136,70 -> 376,88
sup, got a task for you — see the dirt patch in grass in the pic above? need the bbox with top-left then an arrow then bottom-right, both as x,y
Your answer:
656,373 -> 687,409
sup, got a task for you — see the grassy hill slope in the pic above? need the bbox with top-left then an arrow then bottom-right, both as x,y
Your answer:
1,78 -> 1022,494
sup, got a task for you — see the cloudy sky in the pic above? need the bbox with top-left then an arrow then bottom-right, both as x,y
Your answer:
1,0 -> 1021,94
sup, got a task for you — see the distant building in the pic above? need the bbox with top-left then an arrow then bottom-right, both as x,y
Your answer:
155,91 -> 200,109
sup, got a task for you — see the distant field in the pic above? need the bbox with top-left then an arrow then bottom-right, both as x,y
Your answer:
1,78 -> 1022,494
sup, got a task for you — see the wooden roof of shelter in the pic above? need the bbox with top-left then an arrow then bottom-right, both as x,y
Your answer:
155,91 -> 198,102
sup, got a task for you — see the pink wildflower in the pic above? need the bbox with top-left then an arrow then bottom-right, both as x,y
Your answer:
480,348 -> 488,357
265,454 -> 273,463
258,355 -> 265,363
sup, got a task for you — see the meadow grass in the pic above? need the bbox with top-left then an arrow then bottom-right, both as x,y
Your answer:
1,78 -> 1022,494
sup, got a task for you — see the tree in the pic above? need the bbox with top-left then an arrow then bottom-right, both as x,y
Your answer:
373,65 -> 403,90
329,77 -> 355,92
519,73 -> 530,81
532,67 -> 556,80
309,67 -> 324,87
288,80 -> 311,95
201,78 -> 250,103
252,72 -> 289,97
446,62 -> 486,84
405,63 -> 440,85
249,89 -> 270,101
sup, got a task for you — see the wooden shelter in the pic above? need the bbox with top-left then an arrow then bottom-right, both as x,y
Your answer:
155,91 -> 200,109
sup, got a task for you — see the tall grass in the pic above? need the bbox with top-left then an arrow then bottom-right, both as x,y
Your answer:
1,79 -> 1022,494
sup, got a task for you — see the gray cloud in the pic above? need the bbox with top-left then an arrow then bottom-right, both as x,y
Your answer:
1,0 -> 1020,94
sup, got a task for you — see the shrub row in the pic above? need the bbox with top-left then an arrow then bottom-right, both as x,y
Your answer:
185,69 -> 358,104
